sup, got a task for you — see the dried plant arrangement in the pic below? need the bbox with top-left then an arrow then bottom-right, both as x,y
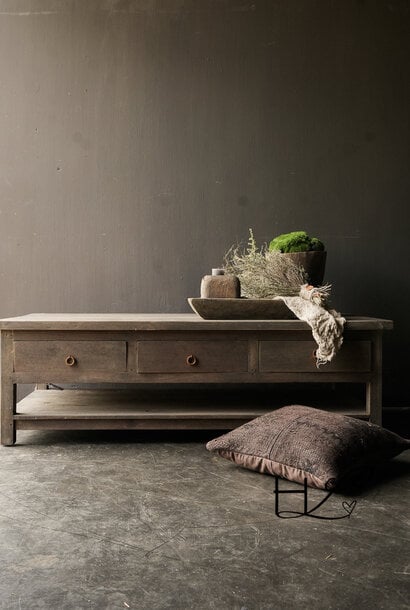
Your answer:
224,229 -> 307,298
223,230 -> 342,366
224,229 -> 331,304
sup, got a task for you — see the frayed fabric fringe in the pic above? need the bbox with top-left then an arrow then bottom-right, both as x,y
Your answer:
276,285 -> 345,367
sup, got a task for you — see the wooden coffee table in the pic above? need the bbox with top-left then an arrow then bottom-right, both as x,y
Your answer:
0,314 -> 392,445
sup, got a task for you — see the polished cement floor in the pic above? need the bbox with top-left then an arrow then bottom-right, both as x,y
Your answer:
0,421 -> 409,610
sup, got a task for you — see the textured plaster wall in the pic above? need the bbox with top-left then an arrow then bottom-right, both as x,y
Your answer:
0,0 -> 409,404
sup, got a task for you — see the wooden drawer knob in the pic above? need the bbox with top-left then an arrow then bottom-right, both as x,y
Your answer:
65,355 -> 77,367
186,354 -> 198,366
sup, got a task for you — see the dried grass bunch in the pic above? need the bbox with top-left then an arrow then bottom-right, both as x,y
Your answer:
224,229 -> 308,299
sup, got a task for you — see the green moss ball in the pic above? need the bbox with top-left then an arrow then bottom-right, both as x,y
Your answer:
268,231 -> 325,252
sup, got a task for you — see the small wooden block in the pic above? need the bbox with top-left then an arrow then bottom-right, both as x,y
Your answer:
200,275 -> 241,298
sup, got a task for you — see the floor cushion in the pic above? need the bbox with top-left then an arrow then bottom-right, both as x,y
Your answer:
206,405 -> 410,490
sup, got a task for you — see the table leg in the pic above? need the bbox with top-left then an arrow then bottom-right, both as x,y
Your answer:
367,332 -> 382,426
1,331 -> 16,445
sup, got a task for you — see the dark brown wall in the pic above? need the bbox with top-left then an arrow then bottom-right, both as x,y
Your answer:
0,0 -> 409,404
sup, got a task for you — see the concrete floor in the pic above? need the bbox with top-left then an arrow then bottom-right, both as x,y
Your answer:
0,427 -> 409,610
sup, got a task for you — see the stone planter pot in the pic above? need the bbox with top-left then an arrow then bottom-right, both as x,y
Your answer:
282,251 -> 327,286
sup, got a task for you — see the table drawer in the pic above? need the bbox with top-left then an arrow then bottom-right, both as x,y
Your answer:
14,341 -> 127,372
259,340 -> 371,372
137,340 -> 249,373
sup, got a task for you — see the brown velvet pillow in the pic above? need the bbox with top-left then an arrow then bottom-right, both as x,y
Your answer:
206,405 -> 410,490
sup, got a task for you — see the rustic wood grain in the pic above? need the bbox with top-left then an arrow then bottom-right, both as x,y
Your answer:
137,340 -> 249,373
0,315 -> 392,442
1,331 -> 16,445
367,331 -> 383,424
14,390 -> 369,431
0,313 -> 394,332
260,340 -> 371,373
14,340 -> 126,373
188,298 -> 295,319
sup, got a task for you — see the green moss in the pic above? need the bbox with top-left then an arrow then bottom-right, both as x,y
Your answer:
269,231 -> 310,253
310,237 -> 325,251
268,231 -> 325,253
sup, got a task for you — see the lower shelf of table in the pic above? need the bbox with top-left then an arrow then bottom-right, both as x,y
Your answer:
15,388 -> 370,431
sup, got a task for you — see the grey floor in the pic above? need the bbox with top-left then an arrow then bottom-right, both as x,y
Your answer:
0,427 -> 409,610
